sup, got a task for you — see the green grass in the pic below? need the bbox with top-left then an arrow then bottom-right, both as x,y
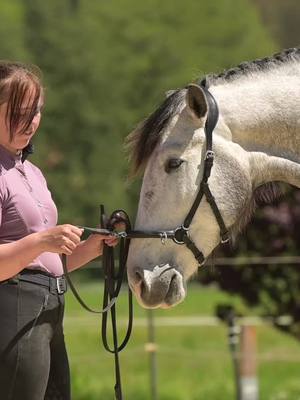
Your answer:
64,280 -> 300,400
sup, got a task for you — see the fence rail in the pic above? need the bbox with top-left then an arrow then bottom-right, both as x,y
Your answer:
84,255 -> 300,268
210,255 -> 300,265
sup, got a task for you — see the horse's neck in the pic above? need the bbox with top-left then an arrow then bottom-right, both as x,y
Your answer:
211,63 -> 300,162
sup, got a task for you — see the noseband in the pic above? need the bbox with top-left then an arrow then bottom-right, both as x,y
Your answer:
123,84 -> 229,265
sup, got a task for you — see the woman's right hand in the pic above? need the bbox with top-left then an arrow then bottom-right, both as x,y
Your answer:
38,225 -> 84,255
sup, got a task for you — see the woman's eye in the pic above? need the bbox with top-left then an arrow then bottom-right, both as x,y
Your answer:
165,158 -> 184,173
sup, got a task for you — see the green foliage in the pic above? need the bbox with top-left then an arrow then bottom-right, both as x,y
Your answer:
0,0 -> 29,60
254,0 -> 300,48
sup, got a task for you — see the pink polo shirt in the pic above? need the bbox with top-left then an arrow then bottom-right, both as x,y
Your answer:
0,145 -> 63,276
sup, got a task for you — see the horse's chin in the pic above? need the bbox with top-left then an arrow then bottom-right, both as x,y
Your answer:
128,264 -> 186,309
135,290 -> 186,309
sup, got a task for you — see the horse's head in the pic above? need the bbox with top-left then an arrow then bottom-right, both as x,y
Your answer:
126,84 -> 281,309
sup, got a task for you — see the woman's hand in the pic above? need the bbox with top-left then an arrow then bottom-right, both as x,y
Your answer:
104,235 -> 119,247
64,232 -> 118,271
85,233 -> 118,255
38,225 -> 84,255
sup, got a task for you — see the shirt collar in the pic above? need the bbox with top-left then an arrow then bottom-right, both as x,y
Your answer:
0,145 -> 23,170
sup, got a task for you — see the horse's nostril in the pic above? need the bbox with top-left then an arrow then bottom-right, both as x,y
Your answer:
134,269 -> 143,284
170,273 -> 177,285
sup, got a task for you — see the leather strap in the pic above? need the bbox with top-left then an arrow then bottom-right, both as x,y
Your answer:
62,207 -> 134,400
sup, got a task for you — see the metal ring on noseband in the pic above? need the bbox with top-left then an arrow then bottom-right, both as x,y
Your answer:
173,225 -> 189,245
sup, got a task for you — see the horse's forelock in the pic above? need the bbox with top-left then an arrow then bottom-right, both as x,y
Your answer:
126,89 -> 186,175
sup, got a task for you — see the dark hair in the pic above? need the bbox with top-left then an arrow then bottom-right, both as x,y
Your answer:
126,89 -> 186,175
0,61 -> 44,140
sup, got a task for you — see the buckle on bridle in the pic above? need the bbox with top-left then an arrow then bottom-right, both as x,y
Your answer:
173,225 -> 189,245
117,231 -> 128,238
205,150 -> 214,160
221,232 -> 230,244
160,232 -> 168,245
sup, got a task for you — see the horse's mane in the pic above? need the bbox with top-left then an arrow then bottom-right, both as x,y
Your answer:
126,89 -> 186,175
126,47 -> 300,174
204,47 -> 300,87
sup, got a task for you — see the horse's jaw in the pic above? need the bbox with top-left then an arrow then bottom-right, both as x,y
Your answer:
128,263 -> 187,309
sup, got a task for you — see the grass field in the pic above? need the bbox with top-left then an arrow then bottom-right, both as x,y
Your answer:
64,278 -> 300,400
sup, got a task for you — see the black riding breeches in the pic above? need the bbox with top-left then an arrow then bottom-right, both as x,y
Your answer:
0,276 -> 70,400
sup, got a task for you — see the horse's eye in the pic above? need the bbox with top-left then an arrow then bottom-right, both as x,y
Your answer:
165,158 -> 184,173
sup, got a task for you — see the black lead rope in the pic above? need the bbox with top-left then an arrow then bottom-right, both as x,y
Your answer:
62,207 -> 133,400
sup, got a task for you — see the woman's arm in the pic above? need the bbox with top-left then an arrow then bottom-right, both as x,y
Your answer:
0,233 -> 47,281
0,224 -> 83,281
66,234 -> 118,271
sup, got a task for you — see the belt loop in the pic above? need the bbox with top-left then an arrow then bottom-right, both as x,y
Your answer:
8,274 -> 20,284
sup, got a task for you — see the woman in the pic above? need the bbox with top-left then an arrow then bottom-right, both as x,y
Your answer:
0,61 -> 117,400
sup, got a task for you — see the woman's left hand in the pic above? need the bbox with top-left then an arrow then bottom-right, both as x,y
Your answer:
65,233 -> 119,270
87,233 -> 118,253
104,236 -> 119,247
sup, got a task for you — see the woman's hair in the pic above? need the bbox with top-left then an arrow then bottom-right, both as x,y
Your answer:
0,61 -> 44,140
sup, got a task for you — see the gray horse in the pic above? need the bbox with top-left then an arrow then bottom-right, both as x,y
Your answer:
126,47 -> 300,309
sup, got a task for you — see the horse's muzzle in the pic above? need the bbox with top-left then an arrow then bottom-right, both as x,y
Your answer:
128,264 -> 186,309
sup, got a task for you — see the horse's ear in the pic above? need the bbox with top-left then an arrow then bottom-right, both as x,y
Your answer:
186,84 -> 208,121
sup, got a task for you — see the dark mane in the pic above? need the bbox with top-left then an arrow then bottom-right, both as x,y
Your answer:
127,47 -> 300,174
126,89 -> 186,174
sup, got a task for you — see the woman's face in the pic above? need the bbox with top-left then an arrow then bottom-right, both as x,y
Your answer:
0,92 -> 42,154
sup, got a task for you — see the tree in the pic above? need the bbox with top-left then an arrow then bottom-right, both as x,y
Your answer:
0,0 -> 29,60
20,0 -> 275,226
253,0 -> 300,48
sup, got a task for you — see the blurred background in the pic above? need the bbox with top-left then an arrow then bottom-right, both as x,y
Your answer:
1,0 -> 299,399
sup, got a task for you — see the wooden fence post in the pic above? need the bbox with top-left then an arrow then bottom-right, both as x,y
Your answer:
145,309 -> 158,400
239,325 -> 259,400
